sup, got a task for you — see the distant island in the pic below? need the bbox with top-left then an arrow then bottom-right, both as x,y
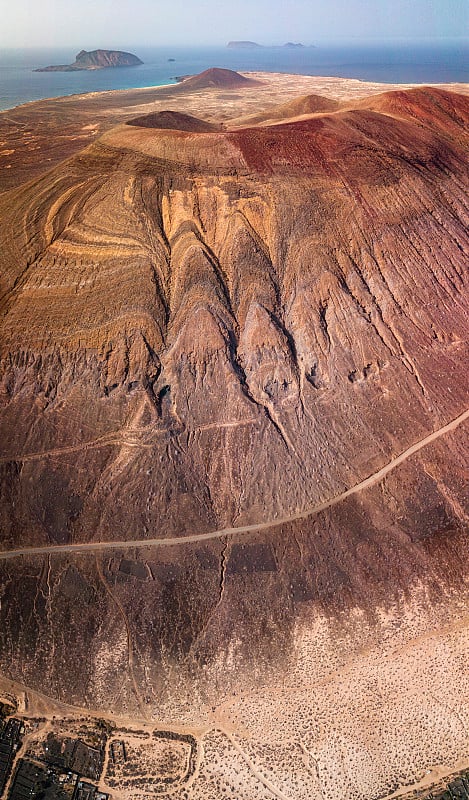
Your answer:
35,49 -> 143,72
227,41 -> 263,49
227,41 -> 309,49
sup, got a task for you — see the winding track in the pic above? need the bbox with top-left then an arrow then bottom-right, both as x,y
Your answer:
0,407 -> 467,562
0,419 -> 259,464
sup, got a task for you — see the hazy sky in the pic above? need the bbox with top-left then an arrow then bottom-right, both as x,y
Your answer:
2,0 -> 468,48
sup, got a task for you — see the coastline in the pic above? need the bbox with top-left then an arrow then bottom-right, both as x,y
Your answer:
1,39 -> 467,112
1,71 -> 468,195
0,79 -> 179,114
2,71 -> 469,115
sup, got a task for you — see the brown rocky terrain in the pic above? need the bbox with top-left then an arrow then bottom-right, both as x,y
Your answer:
0,70 -> 468,799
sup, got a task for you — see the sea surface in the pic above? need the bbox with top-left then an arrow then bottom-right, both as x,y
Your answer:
0,40 -> 467,112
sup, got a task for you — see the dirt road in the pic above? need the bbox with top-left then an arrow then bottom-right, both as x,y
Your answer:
0,407 -> 467,561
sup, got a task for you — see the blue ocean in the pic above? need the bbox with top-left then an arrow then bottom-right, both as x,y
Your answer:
0,40 -> 467,112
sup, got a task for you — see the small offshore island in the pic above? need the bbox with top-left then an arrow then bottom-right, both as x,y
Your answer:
35,48 -> 143,72
227,40 -> 308,48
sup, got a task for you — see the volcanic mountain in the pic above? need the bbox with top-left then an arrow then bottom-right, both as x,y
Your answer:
0,78 -> 468,799
230,91 -> 339,126
174,66 -> 260,90
126,110 -> 222,132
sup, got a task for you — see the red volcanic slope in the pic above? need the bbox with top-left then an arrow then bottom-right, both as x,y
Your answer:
227,93 -> 468,177
231,92 -> 339,126
354,86 -> 469,136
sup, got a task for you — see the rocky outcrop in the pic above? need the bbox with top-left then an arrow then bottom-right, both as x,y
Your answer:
35,49 -> 143,72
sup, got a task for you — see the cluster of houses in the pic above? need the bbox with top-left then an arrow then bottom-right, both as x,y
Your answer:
427,772 -> 469,800
0,719 -> 23,797
0,717 -> 110,800
7,759 -> 109,799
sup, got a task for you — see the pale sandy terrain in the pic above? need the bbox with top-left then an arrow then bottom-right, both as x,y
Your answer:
1,585 -> 468,799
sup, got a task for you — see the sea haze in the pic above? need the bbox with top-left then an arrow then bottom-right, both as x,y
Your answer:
0,39 -> 467,111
